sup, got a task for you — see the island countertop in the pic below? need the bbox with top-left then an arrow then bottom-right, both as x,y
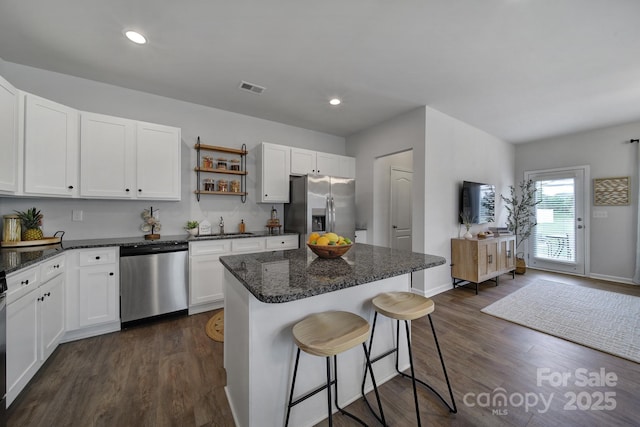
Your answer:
219,243 -> 446,303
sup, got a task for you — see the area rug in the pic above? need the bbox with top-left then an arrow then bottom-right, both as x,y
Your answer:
205,310 -> 224,343
481,279 -> 640,363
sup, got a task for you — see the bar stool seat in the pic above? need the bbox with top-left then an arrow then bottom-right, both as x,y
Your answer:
363,292 -> 456,427
286,310 -> 387,427
372,292 -> 435,321
293,311 -> 370,357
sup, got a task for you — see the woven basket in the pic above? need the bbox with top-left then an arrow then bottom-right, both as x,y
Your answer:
515,256 -> 527,274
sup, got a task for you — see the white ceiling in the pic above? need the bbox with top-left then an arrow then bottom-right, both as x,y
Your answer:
1,0 -> 640,143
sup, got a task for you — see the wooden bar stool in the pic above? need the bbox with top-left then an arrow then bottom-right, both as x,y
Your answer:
362,292 -> 456,426
285,310 -> 387,427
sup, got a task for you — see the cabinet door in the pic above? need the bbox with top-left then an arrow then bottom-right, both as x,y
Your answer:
290,147 -> 317,175
0,75 -> 19,193
24,93 -> 79,196
80,112 -> 135,198
40,274 -> 65,361
135,121 -> 181,200
259,142 -> 290,203
78,265 -> 119,327
499,238 -> 516,271
190,255 -> 225,305
315,152 -> 340,176
338,155 -> 356,179
478,241 -> 498,278
7,289 -> 40,405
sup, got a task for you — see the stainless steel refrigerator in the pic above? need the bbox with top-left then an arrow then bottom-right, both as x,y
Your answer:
284,175 -> 356,245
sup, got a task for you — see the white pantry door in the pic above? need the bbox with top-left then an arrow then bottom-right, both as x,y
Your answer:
390,168 -> 413,251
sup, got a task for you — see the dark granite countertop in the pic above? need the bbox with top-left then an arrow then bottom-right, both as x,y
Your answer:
219,243 -> 446,303
1,231 -> 296,275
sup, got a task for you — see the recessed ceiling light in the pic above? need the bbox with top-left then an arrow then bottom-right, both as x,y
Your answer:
329,98 -> 342,106
125,30 -> 147,45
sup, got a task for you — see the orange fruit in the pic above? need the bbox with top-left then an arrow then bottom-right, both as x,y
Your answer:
308,232 -> 320,243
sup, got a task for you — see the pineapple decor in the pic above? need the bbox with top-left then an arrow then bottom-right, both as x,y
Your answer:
15,207 -> 44,241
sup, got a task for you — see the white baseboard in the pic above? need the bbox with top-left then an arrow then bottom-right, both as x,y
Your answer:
588,273 -> 635,285
411,281 -> 453,298
188,301 -> 223,315
61,321 -> 121,343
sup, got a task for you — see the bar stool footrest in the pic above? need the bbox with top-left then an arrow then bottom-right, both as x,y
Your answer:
395,369 -> 457,413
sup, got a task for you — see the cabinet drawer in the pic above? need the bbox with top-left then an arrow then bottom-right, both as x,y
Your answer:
189,240 -> 232,257
232,238 -> 265,254
40,254 -> 65,282
79,247 -> 118,267
7,265 -> 39,304
265,235 -> 298,250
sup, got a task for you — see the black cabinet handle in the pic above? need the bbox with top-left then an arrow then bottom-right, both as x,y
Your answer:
138,189 -> 142,192
109,272 -> 114,276
125,188 -> 130,192
38,297 -> 43,302
95,256 -> 101,260
45,292 -> 51,297
68,185 -> 74,189
21,279 -> 29,285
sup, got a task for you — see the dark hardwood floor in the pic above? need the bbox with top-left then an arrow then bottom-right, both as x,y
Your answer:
8,270 -> 640,427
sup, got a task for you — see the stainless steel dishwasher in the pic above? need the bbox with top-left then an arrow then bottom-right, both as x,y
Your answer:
119,242 -> 189,325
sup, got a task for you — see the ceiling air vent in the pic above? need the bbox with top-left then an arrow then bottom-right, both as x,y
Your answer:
239,81 -> 266,94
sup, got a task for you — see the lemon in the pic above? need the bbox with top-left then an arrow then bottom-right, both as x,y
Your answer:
308,232 -> 320,243
324,232 -> 339,243
316,236 -> 330,246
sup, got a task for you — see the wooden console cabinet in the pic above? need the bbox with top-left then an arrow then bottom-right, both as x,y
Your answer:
451,235 -> 516,294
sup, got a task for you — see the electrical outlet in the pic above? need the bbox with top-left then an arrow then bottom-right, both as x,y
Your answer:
72,210 -> 83,221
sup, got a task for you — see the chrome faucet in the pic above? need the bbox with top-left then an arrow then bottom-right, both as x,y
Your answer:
219,216 -> 224,234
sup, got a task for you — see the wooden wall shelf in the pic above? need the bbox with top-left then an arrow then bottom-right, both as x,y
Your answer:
195,137 -> 247,202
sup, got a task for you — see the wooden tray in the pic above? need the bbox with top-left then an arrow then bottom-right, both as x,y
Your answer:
0,231 -> 65,248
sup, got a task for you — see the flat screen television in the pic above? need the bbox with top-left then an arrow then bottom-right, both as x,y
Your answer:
459,181 -> 495,224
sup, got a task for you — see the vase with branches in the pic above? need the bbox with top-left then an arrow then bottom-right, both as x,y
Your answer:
460,211 -> 475,239
501,179 -> 540,272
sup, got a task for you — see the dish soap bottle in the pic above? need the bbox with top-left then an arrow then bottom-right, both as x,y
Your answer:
239,219 -> 246,233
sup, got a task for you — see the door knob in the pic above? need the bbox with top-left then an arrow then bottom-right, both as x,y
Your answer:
577,225 -> 584,229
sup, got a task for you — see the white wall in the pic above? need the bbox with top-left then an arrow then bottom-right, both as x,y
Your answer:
515,121 -> 640,282
348,106 -> 513,295
0,61 -> 346,239
348,107 -> 427,249
423,108 -> 515,294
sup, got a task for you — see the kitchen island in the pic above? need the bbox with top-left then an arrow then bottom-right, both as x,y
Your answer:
220,243 -> 446,427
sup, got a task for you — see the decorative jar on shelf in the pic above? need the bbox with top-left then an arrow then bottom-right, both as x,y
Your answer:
230,180 -> 241,193
203,178 -> 215,191
202,156 -> 213,169
216,158 -> 227,170
229,159 -> 240,171
217,179 -> 228,192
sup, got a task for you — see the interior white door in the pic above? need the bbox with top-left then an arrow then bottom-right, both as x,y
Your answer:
390,168 -> 413,251
525,167 -> 588,275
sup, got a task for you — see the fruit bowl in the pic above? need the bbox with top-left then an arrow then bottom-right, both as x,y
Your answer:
307,243 -> 353,259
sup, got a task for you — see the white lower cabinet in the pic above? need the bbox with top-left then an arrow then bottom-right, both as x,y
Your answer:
64,247 -> 120,341
189,240 -> 231,314
7,253 -> 65,406
189,235 -> 298,314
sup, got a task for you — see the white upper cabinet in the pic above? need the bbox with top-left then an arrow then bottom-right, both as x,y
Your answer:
80,114 -> 181,200
24,93 -> 79,197
80,112 -> 136,198
290,147 -> 317,175
257,142 -> 290,203
0,75 -> 19,193
338,155 -> 356,179
315,152 -> 341,176
135,121 -> 181,200
290,147 -> 355,179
